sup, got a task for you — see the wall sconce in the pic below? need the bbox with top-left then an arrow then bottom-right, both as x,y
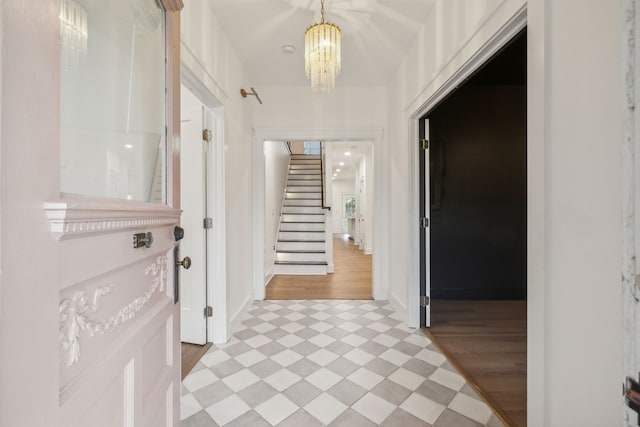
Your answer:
240,87 -> 263,105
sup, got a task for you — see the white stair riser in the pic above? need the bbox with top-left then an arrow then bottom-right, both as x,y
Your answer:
282,206 -> 324,214
279,231 -> 325,240
289,160 -> 320,165
284,199 -> 322,206
274,264 -> 327,275
280,223 -> 324,232
286,193 -> 321,199
277,241 -> 325,251
281,214 -> 324,222
288,182 -> 322,188
286,186 -> 322,193
276,252 -> 326,262
287,172 -> 321,178
289,164 -> 320,170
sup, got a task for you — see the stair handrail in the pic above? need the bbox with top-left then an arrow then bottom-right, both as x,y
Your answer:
320,142 -> 330,211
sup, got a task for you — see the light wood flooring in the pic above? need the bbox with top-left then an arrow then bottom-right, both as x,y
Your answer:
266,234 -> 372,299
423,300 -> 527,427
181,342 -> 212,380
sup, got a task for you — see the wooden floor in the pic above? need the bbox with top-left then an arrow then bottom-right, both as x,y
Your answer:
181,342 -> 212,380
266,234 -> 372,300
423,300 -> 527,427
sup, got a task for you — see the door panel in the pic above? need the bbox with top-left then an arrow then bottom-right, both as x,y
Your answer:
419,119 -> 431,327
54,216 -> 180,427
180,97 -> 208,345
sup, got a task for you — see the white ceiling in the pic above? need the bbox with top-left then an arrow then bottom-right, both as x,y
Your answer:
329,140 -> 371,181
207,0 -> 436,87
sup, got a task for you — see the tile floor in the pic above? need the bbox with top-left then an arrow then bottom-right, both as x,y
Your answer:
181,300 -> 505,427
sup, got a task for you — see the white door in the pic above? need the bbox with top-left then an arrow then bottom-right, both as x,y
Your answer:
53,1 -> 184,426
180,86 -> 209,345
419,119 -> 431,326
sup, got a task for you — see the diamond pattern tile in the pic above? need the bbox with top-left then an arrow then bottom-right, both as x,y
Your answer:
181,300 -> 504,426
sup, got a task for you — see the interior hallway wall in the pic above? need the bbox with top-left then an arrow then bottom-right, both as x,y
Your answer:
363,145 -> 374,254
252,86 -> 390,299
386,0 -> 623,424
181,1 -> 255,335
263,141 -> 290,282
331,179 -> 356,234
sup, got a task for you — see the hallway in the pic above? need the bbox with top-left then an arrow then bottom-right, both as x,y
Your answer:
266,234 -> 372,300
180,300 -> 505,426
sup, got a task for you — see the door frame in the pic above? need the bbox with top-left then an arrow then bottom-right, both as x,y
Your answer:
181,69 -> 228,344
407,10 -> 527,328
623,0 -> 640,423
252,128 -> 386,301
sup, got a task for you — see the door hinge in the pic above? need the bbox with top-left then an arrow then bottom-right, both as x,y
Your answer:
202,129 -> 212,142
420,296 -> 430,307
203,218 -> 213,229
420,139 -> 429,150
625,375 -> 640,420
204,306 -> 213,317
420,217 -> 429,228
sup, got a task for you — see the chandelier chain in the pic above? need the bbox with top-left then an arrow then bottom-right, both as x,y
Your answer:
320,0 -> 325,23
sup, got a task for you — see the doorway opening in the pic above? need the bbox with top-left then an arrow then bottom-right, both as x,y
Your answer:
261,139 -> 374,300
419,30 -> 527,426
179,83 -> 227,378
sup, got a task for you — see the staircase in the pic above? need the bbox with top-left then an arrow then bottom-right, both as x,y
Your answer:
274,154 -> 327,275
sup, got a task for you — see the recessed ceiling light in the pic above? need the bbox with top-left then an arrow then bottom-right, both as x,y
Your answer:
345,151 -> 351,156
124,144 -> 133,149
339,162 -> 345,166
281,44 -> 295,54
336,169 -> 341,172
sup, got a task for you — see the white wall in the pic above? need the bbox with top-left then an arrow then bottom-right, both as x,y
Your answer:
385,0 -> 624,424
181,0 -> 255,334
252,86 -> 387,129
264,141 -> 289,281
531,1 -> 622,424
331,179 -> 355,233
364,145 -> 374,254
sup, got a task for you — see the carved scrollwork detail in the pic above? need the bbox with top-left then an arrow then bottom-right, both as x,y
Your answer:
59,255 -> 168,367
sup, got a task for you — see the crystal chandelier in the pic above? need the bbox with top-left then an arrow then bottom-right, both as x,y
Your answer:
305,0 -> 341,93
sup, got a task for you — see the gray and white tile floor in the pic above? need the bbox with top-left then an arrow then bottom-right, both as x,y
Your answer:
181,300 -> 505,427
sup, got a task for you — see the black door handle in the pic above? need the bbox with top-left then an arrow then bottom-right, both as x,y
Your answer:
174,226 -> 185,241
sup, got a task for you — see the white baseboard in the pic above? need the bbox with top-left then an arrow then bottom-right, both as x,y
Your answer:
389,291 -> 408,324
364,247 -> 372,255
229,293 -> 254,337
327,263 -> 335,273
264,266 -> 274,286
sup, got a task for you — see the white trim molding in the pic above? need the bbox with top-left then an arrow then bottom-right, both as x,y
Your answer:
45,198 -> 181,239
407,6 -> 527,329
